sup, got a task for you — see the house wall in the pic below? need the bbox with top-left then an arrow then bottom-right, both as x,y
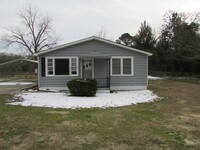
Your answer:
110,55 -> 148,90
38,40 -> 148,90
38,58 -> 80,90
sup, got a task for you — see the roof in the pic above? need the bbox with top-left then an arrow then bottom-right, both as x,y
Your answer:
0,59 -> 38,69
34,36 -> 152,56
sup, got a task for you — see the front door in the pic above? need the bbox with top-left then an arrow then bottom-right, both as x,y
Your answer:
82,60 -> 93,79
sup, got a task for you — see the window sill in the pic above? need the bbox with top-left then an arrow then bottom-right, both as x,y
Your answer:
45,75 -> 79,77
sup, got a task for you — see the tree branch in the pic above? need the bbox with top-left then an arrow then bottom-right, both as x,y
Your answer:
1,4 -> 59,56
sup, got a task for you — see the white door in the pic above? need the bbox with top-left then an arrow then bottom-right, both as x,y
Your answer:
83,60 -> 93,79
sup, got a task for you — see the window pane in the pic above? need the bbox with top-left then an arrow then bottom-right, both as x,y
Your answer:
71,71 -> 77,74
47,59 -> 53,63
71,58 -> 76,63
48,63 -> 53,66
48,70 -> 53,75
123,59 -> 131,74
112,59 -> 121,74
71,63 -> 76,66
55,59 -> 69,75
48,67 -> 53,70
71,67 -> 76,70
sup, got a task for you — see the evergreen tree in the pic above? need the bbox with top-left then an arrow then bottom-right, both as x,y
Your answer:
133,21 -> 156,52
157,11 -> 200,72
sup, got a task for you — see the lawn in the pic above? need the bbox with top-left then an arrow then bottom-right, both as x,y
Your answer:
0,79 -> 200,150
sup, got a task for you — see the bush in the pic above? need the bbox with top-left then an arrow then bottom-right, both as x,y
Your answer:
67,79 -> 98,97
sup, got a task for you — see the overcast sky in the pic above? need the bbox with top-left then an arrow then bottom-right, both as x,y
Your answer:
0,0 -> 199,48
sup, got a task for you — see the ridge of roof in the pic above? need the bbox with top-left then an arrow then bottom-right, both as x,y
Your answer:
34,36 -> 152,56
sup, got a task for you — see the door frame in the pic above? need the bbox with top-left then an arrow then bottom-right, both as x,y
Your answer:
81,58 -> 94,79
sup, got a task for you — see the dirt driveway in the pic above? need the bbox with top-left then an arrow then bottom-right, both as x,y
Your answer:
0,81 -> 37,95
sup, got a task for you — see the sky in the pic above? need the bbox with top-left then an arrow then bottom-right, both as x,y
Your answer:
0,0 -> 199,52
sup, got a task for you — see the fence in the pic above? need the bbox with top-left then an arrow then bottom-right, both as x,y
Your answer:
95,77 -> 110,88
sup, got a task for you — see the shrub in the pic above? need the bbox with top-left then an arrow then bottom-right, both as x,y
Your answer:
67,79 -> 98,97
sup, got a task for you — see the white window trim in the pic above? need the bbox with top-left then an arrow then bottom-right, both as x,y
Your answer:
46,56 -> 79,77
46,57 -> 55,76
110,56 -> 134,76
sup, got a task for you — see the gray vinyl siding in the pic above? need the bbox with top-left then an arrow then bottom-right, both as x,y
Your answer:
38,57 -> 81,88
110,55 -> 147,86
38,40 -> 148,89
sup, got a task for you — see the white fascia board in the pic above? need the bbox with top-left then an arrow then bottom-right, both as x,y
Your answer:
34,36 -> 152,56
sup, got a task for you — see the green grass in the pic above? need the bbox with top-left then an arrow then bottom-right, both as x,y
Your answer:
0,79 -> 200,149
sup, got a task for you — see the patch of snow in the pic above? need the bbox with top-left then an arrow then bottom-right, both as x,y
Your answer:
9,90 -> 159,109
0,82 -> 34,86
28,89 -> 34,91
148,76 -> 162,80
46,89 -> 62,92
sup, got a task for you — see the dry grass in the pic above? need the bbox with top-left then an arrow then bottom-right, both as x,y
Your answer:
148,80 -> 200,149
0,79 -> 200,149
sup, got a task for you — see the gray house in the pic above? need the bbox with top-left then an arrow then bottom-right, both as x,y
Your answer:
35,36 -> 152,91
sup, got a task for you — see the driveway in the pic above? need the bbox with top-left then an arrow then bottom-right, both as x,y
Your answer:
0,81 -> 37,95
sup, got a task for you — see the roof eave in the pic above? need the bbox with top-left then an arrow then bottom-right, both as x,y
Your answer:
34,36 -> 95,56
94,37 -> 153,56
35,36 -> 153,56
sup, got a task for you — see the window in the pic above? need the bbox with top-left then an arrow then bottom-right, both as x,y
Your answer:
46,57 -> 78,76
55,59 -> 69,75
123,58 -> 131,74
112,58 -> 121,74
111,57 -> 133,76
71,58 -> 78,75
47,58 -> 54,75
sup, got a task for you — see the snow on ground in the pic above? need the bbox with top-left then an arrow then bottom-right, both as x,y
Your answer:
148,75 -> 162,80
9,90 -> 159,109
0,82 -> 34,86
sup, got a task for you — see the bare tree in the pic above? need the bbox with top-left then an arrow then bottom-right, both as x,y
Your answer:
96,27 -> 107,38
1,5 -> 59,57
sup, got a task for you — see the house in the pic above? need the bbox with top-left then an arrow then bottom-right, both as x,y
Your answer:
34,36 -> 152,91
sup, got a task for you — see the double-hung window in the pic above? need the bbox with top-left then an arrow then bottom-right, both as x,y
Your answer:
71,58 -> 78,75
47,58 -> 54,75
46,57 -> 78,76
111,56 -> 133,76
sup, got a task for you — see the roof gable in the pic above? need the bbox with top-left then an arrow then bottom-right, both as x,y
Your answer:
34,36 -> 152,56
